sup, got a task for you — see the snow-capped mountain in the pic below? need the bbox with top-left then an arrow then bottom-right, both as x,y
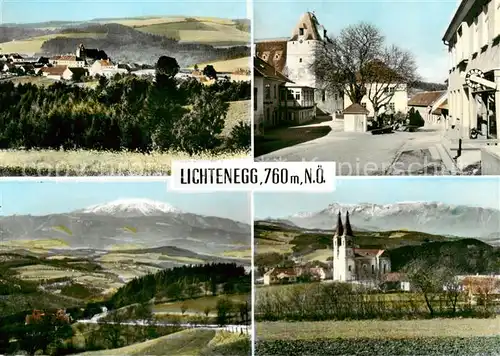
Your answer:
81,198 -> 182,217
280,202 -> 500,240
0,199 -> 250,254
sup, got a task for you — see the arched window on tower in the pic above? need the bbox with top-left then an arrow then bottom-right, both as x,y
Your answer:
371,265 -> 375,274
348,265 -> 351,272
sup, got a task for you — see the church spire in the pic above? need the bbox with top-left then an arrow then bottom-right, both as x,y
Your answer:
335,211 -> 344,236
345,211 -> 353,237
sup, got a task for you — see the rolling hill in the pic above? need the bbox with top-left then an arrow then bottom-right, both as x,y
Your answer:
0,17 -> 250,66
0,198 -> 250,256
76,329 -> 250,356
254,221 -> 500,274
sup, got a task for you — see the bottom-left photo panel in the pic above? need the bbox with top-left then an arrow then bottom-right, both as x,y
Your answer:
0,180 -> 251,356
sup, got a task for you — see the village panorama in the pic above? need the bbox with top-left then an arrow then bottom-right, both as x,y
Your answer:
0,14 -> 251,176
254,1 -> 500,176
253,177 -> 500,355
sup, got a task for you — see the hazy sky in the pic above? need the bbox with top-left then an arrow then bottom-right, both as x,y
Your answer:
254,0 -> 458,82
2,0 -> 248,24
255,177 -> 500,219
0,180 -> 251,223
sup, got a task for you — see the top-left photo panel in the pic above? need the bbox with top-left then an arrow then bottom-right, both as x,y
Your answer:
0,0 -> 251,176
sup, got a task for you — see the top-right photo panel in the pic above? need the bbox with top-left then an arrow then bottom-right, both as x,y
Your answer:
253,0 -> 500,176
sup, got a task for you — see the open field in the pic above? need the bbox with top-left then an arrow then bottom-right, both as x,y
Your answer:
98,252 -> 205,265
191,57 -> 250,73
77,329 -> 249,356
0,238 -> 69,250
0,149 -> 248,176
257,318 -> 500,340
136,19 -> 249,44
153,294 -> 249,315
2,76 -> 61,86
223,100 -> 250,135
256,319 -> 500,355
222,249 -> 251,259
0,33 -> 106,54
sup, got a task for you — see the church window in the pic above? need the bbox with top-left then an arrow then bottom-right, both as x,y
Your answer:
371,265 -> 375,274
383,264 -> 386,273
254,88 -> 258,110
274,85 -> 277,99
265,84 -> 271,100
361,103 -> 367,108
363,264 -> 367,271
299,58 -> 303,63
299,28 -> 304,36
334,93 -> 338,100
348,266 -> 351,272
322,90 -> 326,102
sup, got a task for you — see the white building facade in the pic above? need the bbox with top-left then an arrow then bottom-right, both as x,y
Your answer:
343,84 -> 408,118
444,0 -> 500,139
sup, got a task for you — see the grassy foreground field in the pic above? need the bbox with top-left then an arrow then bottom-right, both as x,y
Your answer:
0,99 -> 249,176
0,149 -> 248,176
77,329 -> 250,356
153,294 -> 249,315
256,318 -> 500,355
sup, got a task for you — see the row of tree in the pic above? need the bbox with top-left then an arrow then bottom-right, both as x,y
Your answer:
0,57 -> 250,154
109,263 -> 250,309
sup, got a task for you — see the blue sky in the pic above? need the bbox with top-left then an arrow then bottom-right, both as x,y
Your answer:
0,180 -> 251,223
254,0 -> 458,82
2,0 -> 248,24
255,177 -> 500,219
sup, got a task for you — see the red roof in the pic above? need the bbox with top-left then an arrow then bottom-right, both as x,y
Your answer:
343,103 -> 369,114
383,272 -> 407,282
43,65 -> 67,75
354,248 -> 384,257
408,91 -> 446,107
254,56 -> 292,83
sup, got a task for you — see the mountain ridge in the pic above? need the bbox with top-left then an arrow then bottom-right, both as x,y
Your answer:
267,201 -> 500,241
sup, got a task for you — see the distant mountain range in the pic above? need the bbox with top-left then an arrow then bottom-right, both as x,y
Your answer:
266,202 -> 500,242
0,198 -> 250,255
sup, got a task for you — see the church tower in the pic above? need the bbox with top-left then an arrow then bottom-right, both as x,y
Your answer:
76,43 -> 85,59
333,211 -> 355,282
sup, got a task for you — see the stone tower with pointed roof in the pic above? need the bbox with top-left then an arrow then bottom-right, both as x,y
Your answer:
285,12 -> 343,116
286,12 -> 328,90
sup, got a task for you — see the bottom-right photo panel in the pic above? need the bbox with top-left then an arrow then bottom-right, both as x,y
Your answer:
253,177 -> 500,356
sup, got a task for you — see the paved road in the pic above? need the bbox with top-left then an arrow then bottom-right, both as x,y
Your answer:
256,120 -> 447,176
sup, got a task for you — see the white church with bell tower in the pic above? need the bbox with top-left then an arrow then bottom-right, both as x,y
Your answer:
333,211 -> 391,282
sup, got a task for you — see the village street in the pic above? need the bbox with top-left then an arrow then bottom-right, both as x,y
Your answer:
256,120 -> 452,176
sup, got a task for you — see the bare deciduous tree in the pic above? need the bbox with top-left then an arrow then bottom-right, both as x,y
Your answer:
403,259 -> 442,316
312,22 -> 418,119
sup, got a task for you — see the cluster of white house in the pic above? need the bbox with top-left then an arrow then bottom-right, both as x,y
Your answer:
1,43 -> 251,83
